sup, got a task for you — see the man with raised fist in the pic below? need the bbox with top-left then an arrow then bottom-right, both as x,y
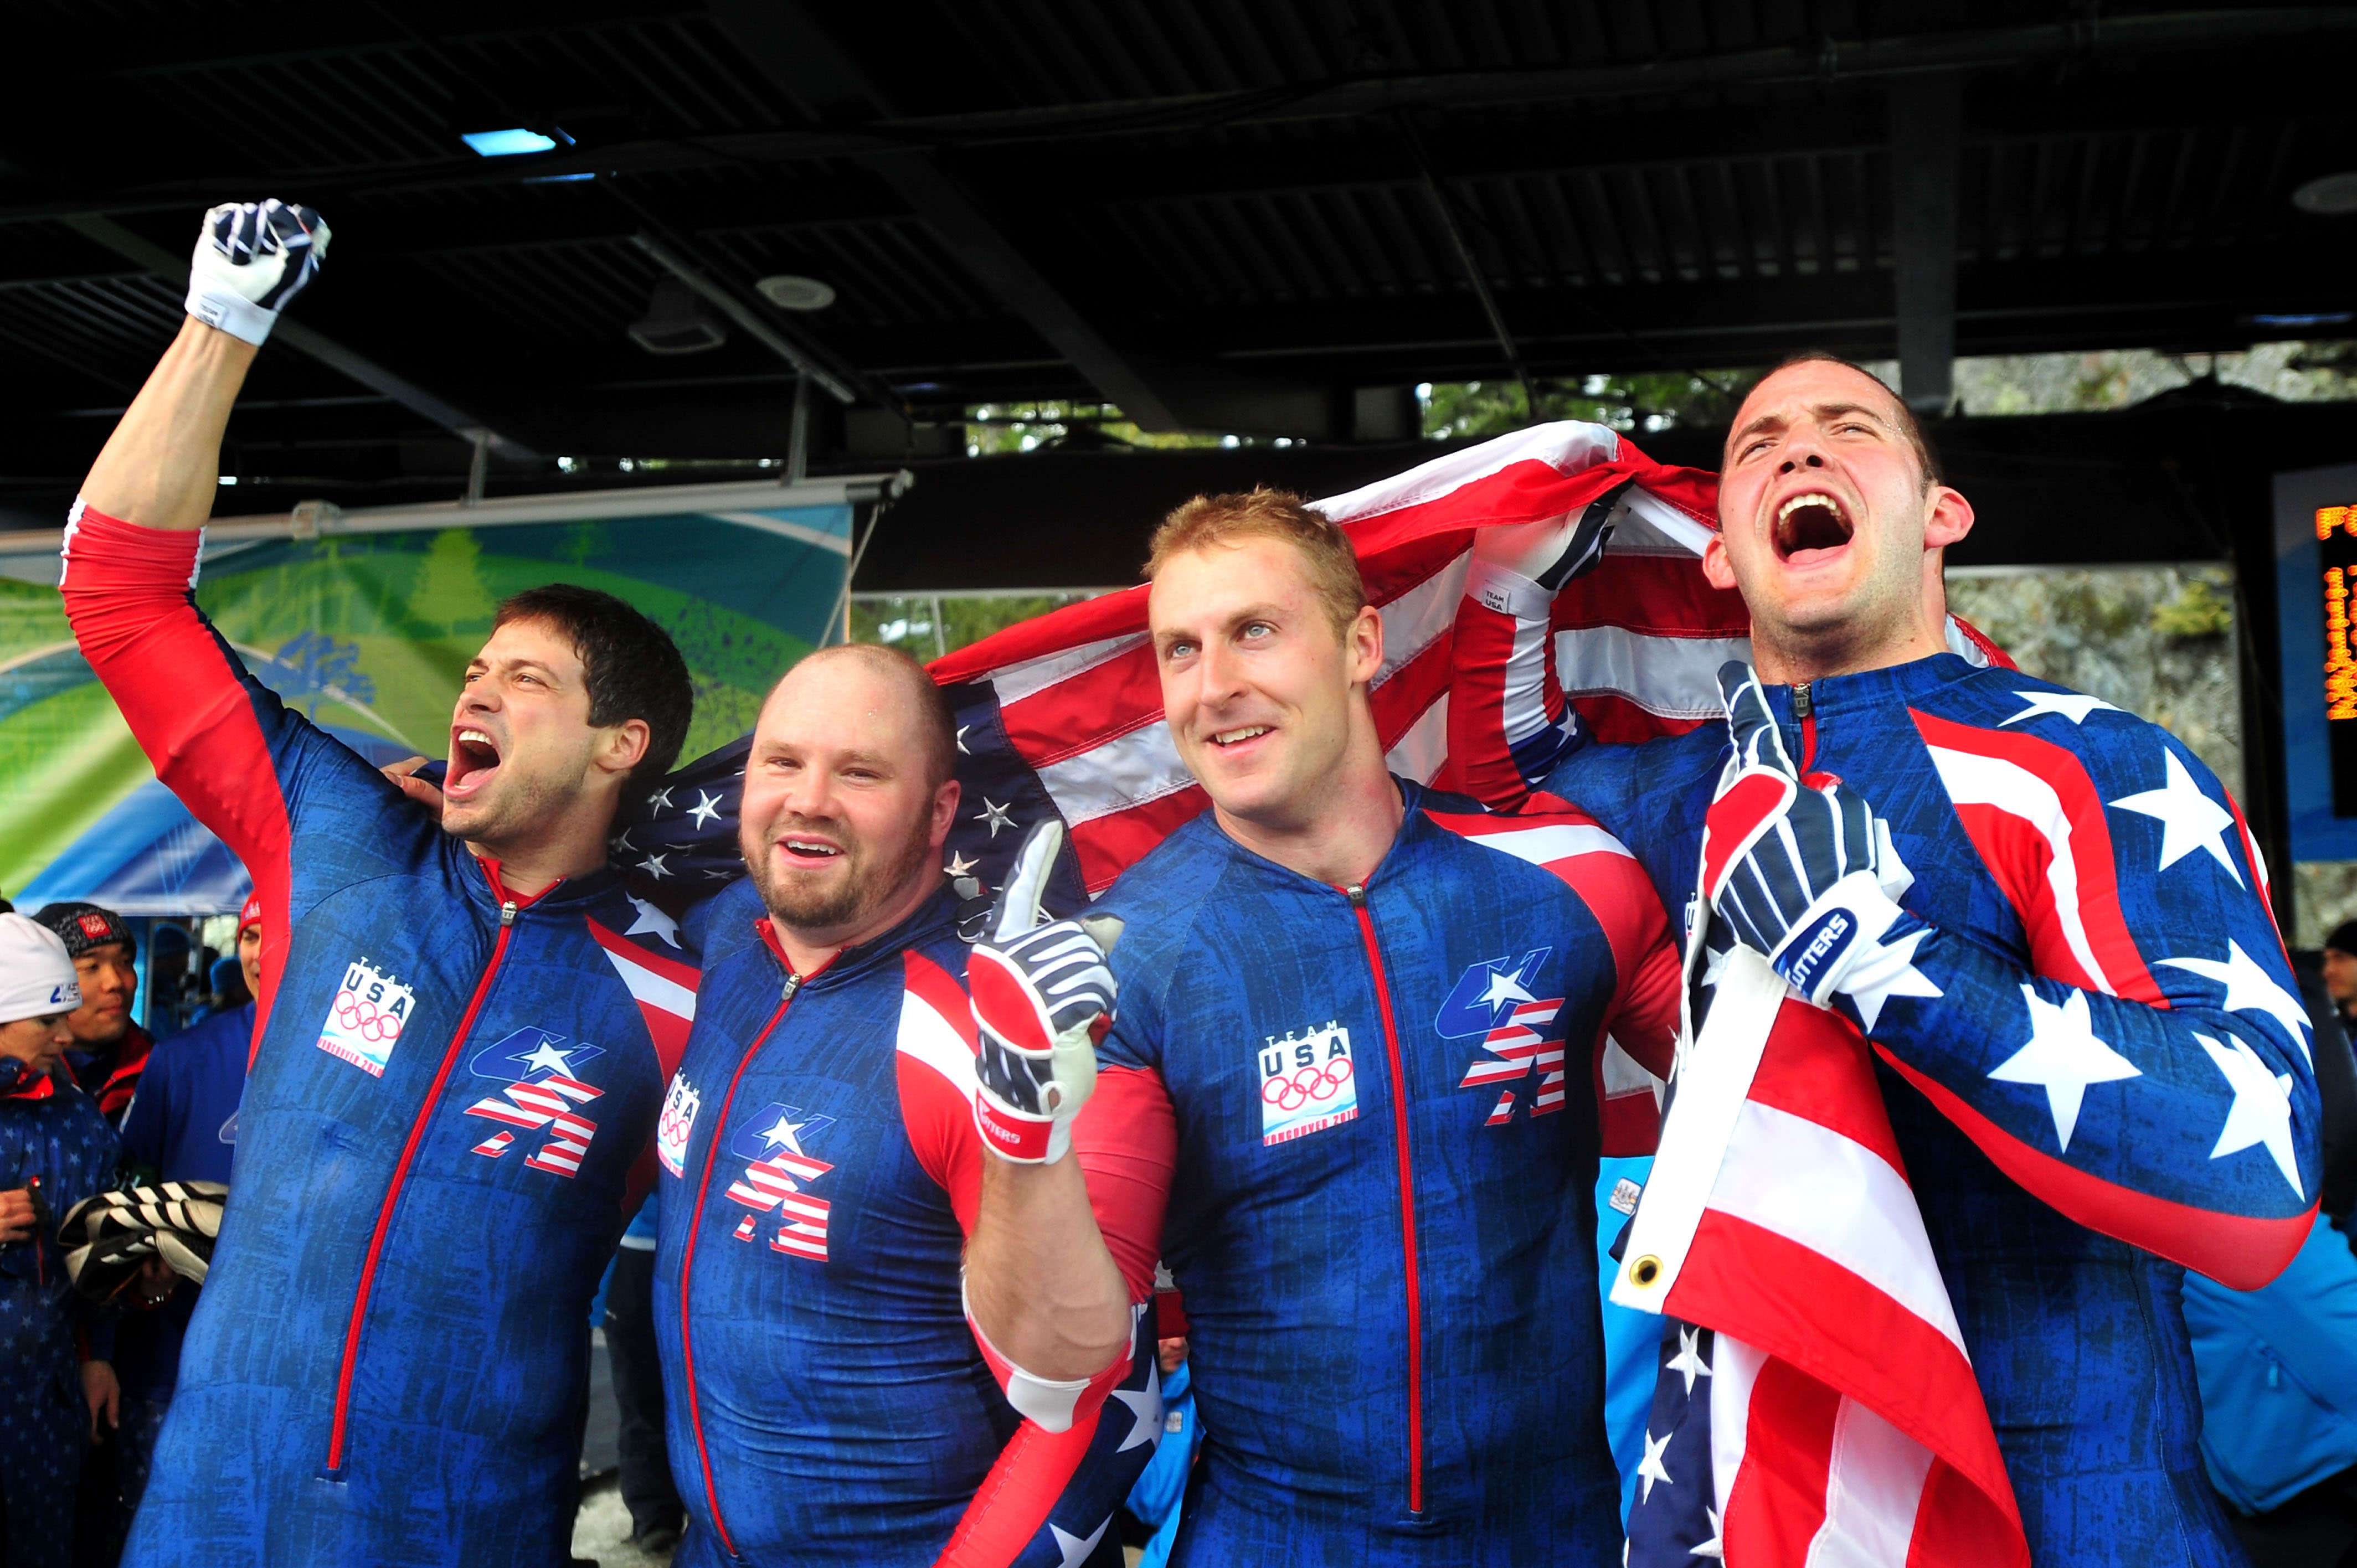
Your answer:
1448,353 -> 2322,1567
964,489 -> 1684,1564
63,201 -> 703,1566
650,643 -> 1165,1567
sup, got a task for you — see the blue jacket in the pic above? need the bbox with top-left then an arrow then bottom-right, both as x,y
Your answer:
65,506 -> 699,1567
1457,596 -> 2320,1567
0,1059 -> 121,1382
112,1000 -> 251,1403
2184,1215 -> 2357,1514
655,881 -> 1161,1568
1092,783 -> 1683,1566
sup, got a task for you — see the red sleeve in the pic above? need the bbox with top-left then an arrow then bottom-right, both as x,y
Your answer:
60,503 -> 296,1050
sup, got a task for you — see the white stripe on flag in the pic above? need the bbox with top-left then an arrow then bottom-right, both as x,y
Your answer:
1033,719 -> 1193,825
1711,1332 -> 1765,1526
599,946 -> 698,1023
1810,1396 -> 1938,1568
989,630 -> 1150,706
1372,550 -> 1470,688
1469,821 -> 1634,868
1556,626 -> 1752,721
1711,1099 -> 1965,1351
1617,485 -> 1718,556
1314,423 -> 1624,522
1382,689 -> 1449,785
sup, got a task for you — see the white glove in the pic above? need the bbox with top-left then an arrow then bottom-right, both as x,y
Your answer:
1470,476 -> 1632,591
969,820 -> 1123,1164
187,200 -> 330,345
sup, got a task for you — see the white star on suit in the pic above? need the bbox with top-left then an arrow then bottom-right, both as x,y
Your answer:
755,1112 -> 810,1156
945,851 -> 978,878
2162,940 -> 2315,1066
1636,1427 -> 1674,1504
518,1039 -> 578,1076
687,789 -> 723,828
1699,938 -> 1732,991
1838,924 -> 1944,1033
2001,690 -> 2121,726
1049,1515 -> 1110,1568
1666,1325 -> 1712,1395
625,894 -> 682,948
1692,1508 -> 1724,1559
1988,987 -> 2140,1151
976,798 -> 1016,837
1109,1359 -> 1164,1453
2195,1031 -> 2304,1198
636,852 -> 671,880
1480,966 -> 1537,1013
2110,748 -> 2243,886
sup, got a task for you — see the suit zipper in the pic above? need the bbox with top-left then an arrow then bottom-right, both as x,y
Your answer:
326,877 -> 542,1475
678,968 -> 802,1561
1792,680 -> 1819,771
1345,882 -> 1425,1515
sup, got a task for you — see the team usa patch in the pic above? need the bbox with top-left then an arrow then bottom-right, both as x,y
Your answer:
654,1072 -> 701,1179
1258,1021 -> 1358,1146
316,958 -> 414,1077
461,1027 -> 606,1177
1436,949 -> 1567,1125
723,1103 -> 837,1261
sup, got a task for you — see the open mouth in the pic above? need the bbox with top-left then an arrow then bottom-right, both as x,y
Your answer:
1772,491 -> 1854,563
1208,724 -> 1273,750
778,835 -> 845,865
445,726 -> 503,800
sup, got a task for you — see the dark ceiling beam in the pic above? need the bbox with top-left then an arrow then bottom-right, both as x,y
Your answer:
705,0 -> 1191,431
61,213 -> 538,458
1890,77 -> 1963,412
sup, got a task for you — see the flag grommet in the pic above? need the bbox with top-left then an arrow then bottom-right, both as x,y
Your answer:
1630,1255 -> 1662,1287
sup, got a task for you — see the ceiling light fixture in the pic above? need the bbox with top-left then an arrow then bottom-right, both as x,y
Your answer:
755,274 -> 837,312
461,126 -> 571,158
627,277 -> 728,355
2292,172 -> 2357,216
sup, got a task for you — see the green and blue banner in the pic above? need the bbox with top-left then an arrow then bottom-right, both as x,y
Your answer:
0,481 -> 865,912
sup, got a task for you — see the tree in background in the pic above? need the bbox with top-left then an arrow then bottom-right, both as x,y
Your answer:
405,529 -> 495,635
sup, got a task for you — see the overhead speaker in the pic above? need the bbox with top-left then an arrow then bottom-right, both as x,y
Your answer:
629,277 -> 727,354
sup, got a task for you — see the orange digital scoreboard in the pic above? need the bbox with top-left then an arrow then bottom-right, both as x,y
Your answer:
2318,503 -> 2357,814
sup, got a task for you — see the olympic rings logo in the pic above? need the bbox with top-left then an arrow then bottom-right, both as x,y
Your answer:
331,988 -> 402,1045
1260,1058 -> 1354,1113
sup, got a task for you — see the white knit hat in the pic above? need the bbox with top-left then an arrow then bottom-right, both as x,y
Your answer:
0,913 -> 81,1025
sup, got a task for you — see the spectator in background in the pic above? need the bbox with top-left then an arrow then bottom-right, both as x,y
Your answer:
0,913 -> 126,1568
2324,920 -> 2357,1035
76,896 -> 261,1562
603,1196 -> 681,1556
31,905 -> 149,1125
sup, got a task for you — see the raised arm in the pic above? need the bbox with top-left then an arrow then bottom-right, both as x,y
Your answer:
1702,666 -> 2320,1288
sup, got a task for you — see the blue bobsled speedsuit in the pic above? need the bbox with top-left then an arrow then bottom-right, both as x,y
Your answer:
0,1057 -> 121,1568
1083,782 -> 1685,1565
62,504 -> 700,1566
654,879 -> 1168,1568
1450,559 -> 2324,1567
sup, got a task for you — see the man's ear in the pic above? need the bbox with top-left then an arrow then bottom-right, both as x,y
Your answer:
596,718 -> 652,780
929,776 -> 962,850
1346,604 -> 1385,685
1924,485 -> 1975,550
1701,534 -> 1737,591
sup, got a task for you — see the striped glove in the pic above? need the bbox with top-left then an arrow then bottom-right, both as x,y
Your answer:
969,821 -> 1122,1164
187,200 -> 330,345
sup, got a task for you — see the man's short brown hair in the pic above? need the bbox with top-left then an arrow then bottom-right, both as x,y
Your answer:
1145,488 -> 1368,638
1747,350 -> 1944,490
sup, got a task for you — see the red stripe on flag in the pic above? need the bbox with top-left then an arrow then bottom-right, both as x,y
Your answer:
1876,1045 -> 2313,1291
1907,1457 -> 2036,1568
1722,1355 -> 1841,1568
1572,692 -> 1719,745
995,643 -> 1166,770
1671,1212 -> 2019,1525
1069,785 -> 1210,894
1556,551 -> 1748,639
1744,1003 -> 1909,1177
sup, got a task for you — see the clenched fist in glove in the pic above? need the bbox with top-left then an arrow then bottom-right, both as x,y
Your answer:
187,199 -> 329,345
1470,476 -> 1632,599
1702,662 -> 1919,1012
969,820 -> 1123,1164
